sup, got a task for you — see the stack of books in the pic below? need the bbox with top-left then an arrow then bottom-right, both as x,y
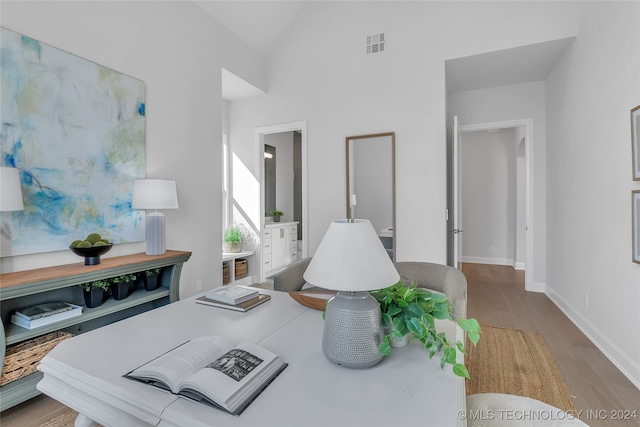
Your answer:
196,285 -> 270,312
11,302 -> 83,330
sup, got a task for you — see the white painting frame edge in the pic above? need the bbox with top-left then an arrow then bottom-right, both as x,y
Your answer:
632,105 -> 640,181
633,190 -> 640,264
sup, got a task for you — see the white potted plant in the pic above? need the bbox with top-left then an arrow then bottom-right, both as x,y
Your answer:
370,281 -> 481,378
223,226 -> 243,253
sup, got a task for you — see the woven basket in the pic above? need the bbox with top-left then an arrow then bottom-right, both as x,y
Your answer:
222,263 -> 230,285
1,331 -> 73,386
234,259 -> 248,279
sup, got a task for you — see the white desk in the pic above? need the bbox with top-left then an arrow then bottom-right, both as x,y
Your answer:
37,289 -> 466,427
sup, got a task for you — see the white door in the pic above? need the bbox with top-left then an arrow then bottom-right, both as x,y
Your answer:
452,116 -> 463,270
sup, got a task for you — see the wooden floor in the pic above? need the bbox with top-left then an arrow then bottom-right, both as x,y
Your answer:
463,263 -> 640,427
2,263 -> 639,426
0,393 -> 68,427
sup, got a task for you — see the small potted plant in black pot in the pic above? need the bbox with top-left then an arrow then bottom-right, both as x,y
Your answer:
80,279 -> 110,308
143,268 -> 162,291
110,273 -> 137,300
270,210 -> 283,222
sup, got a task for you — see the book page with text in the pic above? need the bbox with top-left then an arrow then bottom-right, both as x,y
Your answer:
178,342 -> 280,408
129,336 -> 234,393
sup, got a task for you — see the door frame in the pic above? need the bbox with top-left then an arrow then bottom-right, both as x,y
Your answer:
255,121 -> 308,282
452,116 -> 462,269
457,118 -> 538,292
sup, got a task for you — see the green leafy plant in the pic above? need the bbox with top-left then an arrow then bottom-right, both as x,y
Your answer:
269,210 -> 283,217
144,268 -> 161,276
79,279 -> 111,292
112,273 -> 137,284
370,281 -> 481,378
223,226 -> 243,243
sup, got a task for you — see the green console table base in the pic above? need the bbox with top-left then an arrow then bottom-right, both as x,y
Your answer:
0,250 -> 191,411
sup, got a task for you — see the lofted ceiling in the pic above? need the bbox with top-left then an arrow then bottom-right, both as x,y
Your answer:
194,1 -> 306,100
194,1 -> 306,57
196,2 -> 574,99
446,37 -> 575,93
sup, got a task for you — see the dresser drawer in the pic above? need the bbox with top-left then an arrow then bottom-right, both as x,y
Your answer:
263,236 -> 272,252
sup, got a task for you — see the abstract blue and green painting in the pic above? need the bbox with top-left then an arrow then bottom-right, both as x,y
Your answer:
1,28 -> 146,256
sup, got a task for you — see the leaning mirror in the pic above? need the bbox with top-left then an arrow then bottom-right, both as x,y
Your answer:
346,132 -> 395,260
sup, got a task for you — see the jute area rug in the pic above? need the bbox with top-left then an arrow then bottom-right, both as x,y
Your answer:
37,410 -> 77,427
37,410 -> 103,427
465,325 -> 576,413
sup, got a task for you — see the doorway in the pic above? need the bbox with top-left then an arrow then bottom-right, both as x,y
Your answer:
256,122 -> 307,282
453,118 -> 538,292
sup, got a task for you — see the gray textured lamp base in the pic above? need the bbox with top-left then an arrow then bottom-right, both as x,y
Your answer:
145,212 -> 165,256
322,291 -> 384,369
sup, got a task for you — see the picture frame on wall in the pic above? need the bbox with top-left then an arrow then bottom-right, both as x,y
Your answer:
0,27 -> 146,257
632,105 -> 640,180
634,190 -> 640,264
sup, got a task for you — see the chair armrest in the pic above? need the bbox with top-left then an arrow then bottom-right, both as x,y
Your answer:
273,258 -> 312,292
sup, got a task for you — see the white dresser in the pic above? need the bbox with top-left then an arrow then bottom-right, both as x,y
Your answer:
263,221 -> 298,278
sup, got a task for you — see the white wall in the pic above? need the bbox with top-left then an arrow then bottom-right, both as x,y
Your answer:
1,1 -> 267,298
546,1 -> 640,388
461,129 -> 517,266
228,1 -> 577,264
448,81 -> 547,286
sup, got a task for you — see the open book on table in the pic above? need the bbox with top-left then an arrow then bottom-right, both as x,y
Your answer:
124,336 -> 287,415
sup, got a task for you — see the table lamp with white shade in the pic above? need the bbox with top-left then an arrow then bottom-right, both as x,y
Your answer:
303,219 -> 400,368
132,179 -> 178,256
0,167 -> 24,212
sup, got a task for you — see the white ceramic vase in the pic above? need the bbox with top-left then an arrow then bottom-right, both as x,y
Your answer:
390,333 -> 409,348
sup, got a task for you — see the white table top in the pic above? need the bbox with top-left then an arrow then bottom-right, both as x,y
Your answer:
37,289 -> 466,427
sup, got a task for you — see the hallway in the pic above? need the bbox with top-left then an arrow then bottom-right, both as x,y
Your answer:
463,263 -> 640,427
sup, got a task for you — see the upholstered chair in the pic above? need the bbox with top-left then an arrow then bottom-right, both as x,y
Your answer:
272,258 -> 467,320
393,261 -> 467,320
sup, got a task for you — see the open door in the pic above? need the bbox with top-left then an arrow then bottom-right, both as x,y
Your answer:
452,116 -> 463,270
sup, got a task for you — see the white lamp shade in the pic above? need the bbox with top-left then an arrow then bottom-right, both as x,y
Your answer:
304,219 -> 399,292
132,179 -> 179,210
0,167 -> 24,212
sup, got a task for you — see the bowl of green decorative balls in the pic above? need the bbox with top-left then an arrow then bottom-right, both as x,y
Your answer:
69,233 -> 113,265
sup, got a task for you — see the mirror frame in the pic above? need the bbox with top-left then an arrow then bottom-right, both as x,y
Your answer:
345,132 -> 396,261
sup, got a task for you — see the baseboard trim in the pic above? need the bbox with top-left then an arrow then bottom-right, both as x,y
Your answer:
514,261 -> 526,271
545,285 -> 640,390
526,281 -> 545,293
462,256 -> 513,266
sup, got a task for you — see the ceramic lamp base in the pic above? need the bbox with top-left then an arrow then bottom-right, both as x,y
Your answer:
322,291 -> 384,369
146,212 -> 165,256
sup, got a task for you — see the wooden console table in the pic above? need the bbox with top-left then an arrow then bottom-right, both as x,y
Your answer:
0,250 -> 191,411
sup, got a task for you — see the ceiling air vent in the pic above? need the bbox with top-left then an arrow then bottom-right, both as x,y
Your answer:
366,33 -> 385,55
